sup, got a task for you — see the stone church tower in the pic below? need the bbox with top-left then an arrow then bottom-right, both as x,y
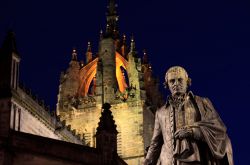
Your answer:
56,0 -> 163,164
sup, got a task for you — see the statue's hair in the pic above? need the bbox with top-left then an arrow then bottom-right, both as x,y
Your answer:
164,66 -> 192,89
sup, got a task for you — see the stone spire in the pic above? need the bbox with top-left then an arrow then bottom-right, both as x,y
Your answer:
96,103 -> 118,134
120,34 -> 127,56
100,29 -> 104,40
143,49 -> 148,64
122,34 -> 126,44
0,30 -> 20,96
96,103 -> 118,164
1,30 -> 19,55
80,60 -> 84,67
105,0 -> 119,39
0,31 -> 19,137
107,0 -> 117,16
71,48 -> 77,61
85,42 -> 92,63
130,35 -> 136,53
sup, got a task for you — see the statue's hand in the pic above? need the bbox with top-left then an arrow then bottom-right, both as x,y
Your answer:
174,127 -> 193,139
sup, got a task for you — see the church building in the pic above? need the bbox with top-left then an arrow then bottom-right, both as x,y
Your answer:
56,0 -> 163,164
0,29 -> 127,165
0,0 -> 163,165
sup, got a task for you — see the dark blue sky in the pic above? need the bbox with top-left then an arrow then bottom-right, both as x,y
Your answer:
1,0 -> 249,164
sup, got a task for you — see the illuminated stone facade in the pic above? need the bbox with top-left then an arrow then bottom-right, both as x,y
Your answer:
0,31 -> 126,165
56,1 -> 164,164
0,31 -> 84,144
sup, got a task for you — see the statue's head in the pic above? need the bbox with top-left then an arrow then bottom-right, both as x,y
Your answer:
165,66 -> 191,96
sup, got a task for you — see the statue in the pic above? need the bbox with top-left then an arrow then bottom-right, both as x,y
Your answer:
144,66 -> 233,165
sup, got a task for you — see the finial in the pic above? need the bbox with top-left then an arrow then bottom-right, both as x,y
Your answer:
71,47 -> 77,61
100,29 -> 103,40
86,42 -> 93,64
131,34 -> 134,42
102,102 -> 111,111
130,35 -> 136,52
106,24 -> 110,32
2,30 -> 19,55
143,49 -> 148,64
106,0 -> 119,38
122,34 -> 126,44
97,102 -> 118,134
107,0 -> 118,16
121,34 -> 127,56
87,42 -> 92,52
149,63 -> 152,69
80,60 -> 84,67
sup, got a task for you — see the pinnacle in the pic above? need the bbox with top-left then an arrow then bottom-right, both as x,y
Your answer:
96,103 -> 118,134
1,30 -> 19,55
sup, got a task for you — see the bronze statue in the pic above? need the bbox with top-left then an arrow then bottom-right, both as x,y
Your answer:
144,66 -> 233,165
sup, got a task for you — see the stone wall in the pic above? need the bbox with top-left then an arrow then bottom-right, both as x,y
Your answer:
13,153 -> 82,165
61,100 -> 150,165
11,100 -> 60,139
9,87 -> 83,144
2,131 -> 105,165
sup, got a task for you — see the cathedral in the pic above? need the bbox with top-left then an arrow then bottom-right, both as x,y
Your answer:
0,0 -> 163,165
0,31 -> 126,164
56,0 -> 163,164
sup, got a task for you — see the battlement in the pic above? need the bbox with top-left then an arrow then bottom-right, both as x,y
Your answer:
16,82 -> 85,144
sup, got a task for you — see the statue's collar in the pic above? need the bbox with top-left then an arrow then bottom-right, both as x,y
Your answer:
165,91 -> 195,108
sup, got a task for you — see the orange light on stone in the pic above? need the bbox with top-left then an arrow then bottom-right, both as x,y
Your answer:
115,52 -> 128,93
78,58 -> 98,97
78,52 -> 129,96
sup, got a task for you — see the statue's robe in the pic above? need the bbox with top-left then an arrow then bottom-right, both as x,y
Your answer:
144,92 -> 233,165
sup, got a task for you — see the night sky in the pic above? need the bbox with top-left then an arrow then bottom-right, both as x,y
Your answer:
1,0 -> 250,164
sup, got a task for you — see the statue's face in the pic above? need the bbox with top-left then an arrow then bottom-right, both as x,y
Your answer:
166,68 -> 188,96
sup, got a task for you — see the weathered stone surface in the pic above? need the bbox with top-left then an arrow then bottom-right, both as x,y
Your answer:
59,100 -> 148,164
56,40 -> 164,165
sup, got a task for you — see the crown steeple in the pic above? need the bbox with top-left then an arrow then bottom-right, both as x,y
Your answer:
105,0 -> 119,39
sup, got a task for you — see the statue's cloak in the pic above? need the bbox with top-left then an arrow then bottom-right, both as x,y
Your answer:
145,93 -> 233,165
